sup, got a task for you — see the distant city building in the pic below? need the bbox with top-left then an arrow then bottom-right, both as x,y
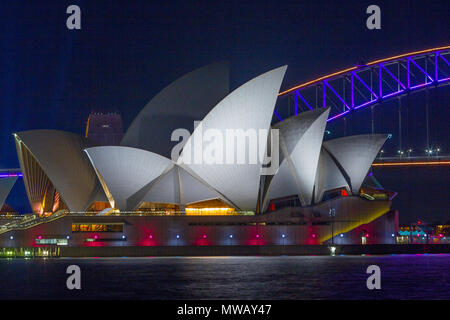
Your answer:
85,112 -> 123,146
396,224 -> 450,244
435,225 -> 450,236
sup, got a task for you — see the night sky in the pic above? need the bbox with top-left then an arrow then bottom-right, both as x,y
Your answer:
0,0 -> 449,223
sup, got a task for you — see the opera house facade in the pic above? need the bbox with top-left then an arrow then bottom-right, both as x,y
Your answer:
0,63 -> 397,250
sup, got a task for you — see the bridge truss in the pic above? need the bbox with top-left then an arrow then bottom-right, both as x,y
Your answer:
276,46 -> 450,123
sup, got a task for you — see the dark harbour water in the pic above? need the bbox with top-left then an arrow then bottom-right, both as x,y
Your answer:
0,255 -> 449,300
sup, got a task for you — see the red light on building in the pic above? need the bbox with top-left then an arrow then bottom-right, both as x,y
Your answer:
341,188 -> 348,197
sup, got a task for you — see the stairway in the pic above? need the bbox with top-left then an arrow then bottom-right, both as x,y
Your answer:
0,210 -> 69,235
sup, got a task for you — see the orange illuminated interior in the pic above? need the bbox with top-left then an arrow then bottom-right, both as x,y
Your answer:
185,199 -> 235,216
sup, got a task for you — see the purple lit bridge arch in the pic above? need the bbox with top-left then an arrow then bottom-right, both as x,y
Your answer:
275,46 -> 450,123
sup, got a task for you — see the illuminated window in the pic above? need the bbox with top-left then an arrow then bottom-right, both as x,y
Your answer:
186,199 -> 236,216
137,202 -> 180,214
72,223 -> 123,232
267,195 -> 300,212
35,238 -> 68,246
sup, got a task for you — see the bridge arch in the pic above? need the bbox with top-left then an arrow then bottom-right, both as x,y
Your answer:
275,46 -> 450,122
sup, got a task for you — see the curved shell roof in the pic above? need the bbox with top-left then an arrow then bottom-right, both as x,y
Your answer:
85,146 -> 173,211
263,112 -> 387,207
322,134 -> 388,194
178,66 -> 288,211
131,165 -> 225,209
12,64 -> 390,214
263,108 -> 329,208
273,108 -> 330,205
121,62 -> 229,158
14,130 -> 99,212
261,160 -> 298,211
314,147 -> 350,203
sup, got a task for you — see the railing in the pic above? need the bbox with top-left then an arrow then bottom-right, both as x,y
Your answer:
0,210 -> 69,234
0,210 -> 255,234
373,155 -> 450,167
68,210 -> 256,217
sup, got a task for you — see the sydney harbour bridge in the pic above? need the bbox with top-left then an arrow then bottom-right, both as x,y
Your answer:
1,46 -> 450,182
275,45 -> 450,168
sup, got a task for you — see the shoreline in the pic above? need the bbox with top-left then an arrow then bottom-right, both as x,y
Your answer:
2,244 -> 450,258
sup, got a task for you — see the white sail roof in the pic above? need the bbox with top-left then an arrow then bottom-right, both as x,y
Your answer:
121,62 -> 229,158
264,108 -> 330,206
178,66 -> 287,211
132,165 -> 224,208
323,134 -> 388,194
314,148 -> 350,203
14,130 -> 99,212
261,160 -> 298,211
85,146 -> 172,210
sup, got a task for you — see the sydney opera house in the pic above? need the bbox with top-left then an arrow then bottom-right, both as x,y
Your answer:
0,63 -> 397,250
